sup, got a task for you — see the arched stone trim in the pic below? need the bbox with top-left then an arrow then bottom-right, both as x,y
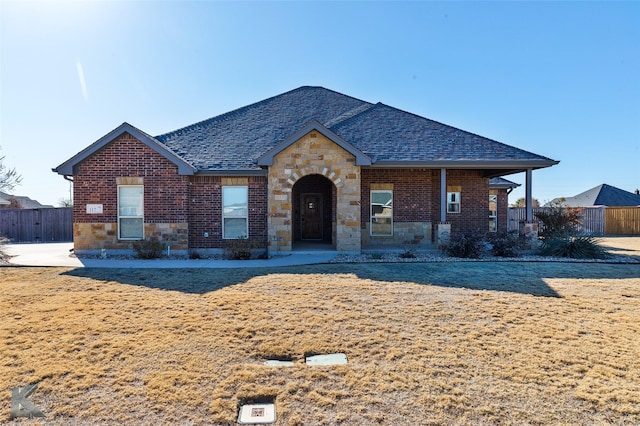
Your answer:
284,166 -> 345,190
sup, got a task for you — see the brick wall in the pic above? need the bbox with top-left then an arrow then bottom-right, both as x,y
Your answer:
74,132 -> 189,224
432,169 -> 490,236
72,132 -> 190,251
188,175 -> 267,249
362,168 -> 489,241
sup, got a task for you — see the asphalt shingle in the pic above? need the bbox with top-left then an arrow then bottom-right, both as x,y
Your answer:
154,86 -> 556,171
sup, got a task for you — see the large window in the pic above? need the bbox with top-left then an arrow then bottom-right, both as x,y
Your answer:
223,186 -> 248,239
489,193 -> 498,232
370,190 -> 393,236
118,185 -> 144,239
447,191 -> 461,213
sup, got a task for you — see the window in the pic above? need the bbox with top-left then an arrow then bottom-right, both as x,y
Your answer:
370,190 -> 393,236
223,186 -> 248,239
118,185 -> 144,239
447,191 -> 461,213
489,194 -> 498,232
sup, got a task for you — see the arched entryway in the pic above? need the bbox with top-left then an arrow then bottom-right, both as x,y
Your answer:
292,174 -> 336,248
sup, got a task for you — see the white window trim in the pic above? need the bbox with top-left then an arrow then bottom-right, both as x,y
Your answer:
222,185 -> 249,239
117,185 -> 144,240
447,191 -> 461,214
370,189 -> 393,237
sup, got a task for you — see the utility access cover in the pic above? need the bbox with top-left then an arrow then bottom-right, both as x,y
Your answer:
237,403 -> 276,424
305,353 -> 348,366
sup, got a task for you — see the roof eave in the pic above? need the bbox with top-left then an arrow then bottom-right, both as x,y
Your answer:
53,122 -> 197,176
195,169 -> 268,176
257,120 -> 372,167
369,159 -> 559,170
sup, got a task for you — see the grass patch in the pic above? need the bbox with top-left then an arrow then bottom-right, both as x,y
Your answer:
1,262 -> 639,425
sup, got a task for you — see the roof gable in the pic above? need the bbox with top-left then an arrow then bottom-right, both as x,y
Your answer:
257,120 -> 371,166
53,123 -> 196,176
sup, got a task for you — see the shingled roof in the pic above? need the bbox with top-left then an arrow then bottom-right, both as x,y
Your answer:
55,86 -> 558,177
548,184 -> 640,207
155,86 -> 557,175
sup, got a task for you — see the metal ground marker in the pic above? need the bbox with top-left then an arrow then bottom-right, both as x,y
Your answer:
237,402 -> 276,424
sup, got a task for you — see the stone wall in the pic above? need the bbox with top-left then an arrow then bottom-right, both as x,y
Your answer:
267,131 -> 361,252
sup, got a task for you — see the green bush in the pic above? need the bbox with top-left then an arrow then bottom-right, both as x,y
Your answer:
132,237 -> 163,259
486,231 -> 525,257
442,232 -> 484,259
538,235 -> 609,259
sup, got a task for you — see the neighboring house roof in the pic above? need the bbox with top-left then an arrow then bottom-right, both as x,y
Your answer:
54,86 -> 558,176
547,184 -> 640,207
0,191 -> 53,209
489,177 -> 521,190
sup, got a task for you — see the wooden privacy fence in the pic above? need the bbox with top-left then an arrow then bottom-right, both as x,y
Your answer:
605,207 -> 640,235
508,206 -> 640,236
0,208 -> 73,243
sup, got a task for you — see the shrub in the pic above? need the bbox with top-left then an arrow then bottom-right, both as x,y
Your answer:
0,235 -> 10,262
535,201 -> 583,239
132,237 -> 163,259
538,235 -> 609,259
486,231 -> 525,257
400,245 -> 417,259
224,237 -> 254,260
442,232 -> 484,258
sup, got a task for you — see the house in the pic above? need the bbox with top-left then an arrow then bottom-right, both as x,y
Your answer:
53,86 -> 558,255
0,191 -> 53,209
546,184 -> 640,207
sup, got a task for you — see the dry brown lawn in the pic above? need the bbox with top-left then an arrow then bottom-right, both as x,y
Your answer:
1,257 -> 639,424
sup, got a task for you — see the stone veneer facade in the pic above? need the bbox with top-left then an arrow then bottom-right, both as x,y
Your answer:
267,131 -> 361,252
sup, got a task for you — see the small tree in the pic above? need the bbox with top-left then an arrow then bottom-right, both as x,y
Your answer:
511,197 -> 540,208
0,149 -> 22,193
534,201 -> 582,239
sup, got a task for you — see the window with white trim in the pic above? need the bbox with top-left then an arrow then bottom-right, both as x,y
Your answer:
447,191 -> 461,213
370,190 -> 393,236
222,186 -> 248,239
489,193 -> 498,232
118,185 -> 144,239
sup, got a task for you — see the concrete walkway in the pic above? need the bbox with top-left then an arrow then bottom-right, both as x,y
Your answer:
3,243 -> 340,268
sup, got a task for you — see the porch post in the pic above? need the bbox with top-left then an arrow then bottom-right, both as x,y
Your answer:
520,168 -> 539,248
440,168 -> 447,223
436,168 -> 451,247
525,168 -> 533,223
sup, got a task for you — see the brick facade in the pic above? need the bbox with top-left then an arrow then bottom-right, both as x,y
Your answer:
71,133 -> 497,253
433,169 -> 490,236
188,175 -> 267,250
72,133 -> 190,252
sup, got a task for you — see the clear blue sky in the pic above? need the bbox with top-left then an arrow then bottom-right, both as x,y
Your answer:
1,1 -> 639,206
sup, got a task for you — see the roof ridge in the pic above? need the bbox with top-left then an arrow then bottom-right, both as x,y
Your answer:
156,86 -> 370,140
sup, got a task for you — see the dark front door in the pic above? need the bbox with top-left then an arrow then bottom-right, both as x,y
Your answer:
301,193 -> 322,240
